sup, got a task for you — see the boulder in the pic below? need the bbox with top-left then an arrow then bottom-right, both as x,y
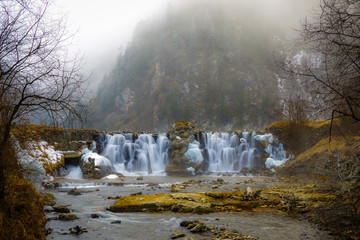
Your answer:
58,213 -> 77,221
68,187 -> 81,195
81,153 -> 113,179
53,205 -> 71,213
69,226 -> 87,235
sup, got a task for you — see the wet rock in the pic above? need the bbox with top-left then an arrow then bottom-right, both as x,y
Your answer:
189,223 -> 208,233
147,182 -> 159,187
107,195 -> 122,199
53,205 -> 71,213
130,192 -> 142,196
170,232 -> 185,239
217,178 -> 225,184
69,226 -> 87,235
137,176 -> 144,180
213,231 -> 260,240
58,213 -> 77,221
68,187 -> 81,195
186,223 -> 196,229
110,220 -> 122,224
90,213 -> 100,218
45,227 -> 53,235
180,220 -> 193,227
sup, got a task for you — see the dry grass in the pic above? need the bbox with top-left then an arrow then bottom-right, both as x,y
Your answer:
0,143 -> 46,240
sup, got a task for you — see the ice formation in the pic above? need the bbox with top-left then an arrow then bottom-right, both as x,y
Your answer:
185,141 -> 203,164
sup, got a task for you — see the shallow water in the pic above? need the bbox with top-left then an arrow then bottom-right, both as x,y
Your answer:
45,176 -> 335,240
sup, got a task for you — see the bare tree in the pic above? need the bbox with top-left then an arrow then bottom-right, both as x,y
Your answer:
281,0 -> 360,125
0,0 -> 90,198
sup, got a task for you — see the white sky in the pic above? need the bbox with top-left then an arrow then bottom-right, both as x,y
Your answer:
56,0 -> 168,86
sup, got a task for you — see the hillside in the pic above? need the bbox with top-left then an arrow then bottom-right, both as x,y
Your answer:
92,0 -> 308,131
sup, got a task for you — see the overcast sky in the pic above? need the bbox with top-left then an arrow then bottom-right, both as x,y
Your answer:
56,0 -> 168,87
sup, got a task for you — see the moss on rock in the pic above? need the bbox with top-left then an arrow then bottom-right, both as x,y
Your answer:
58,213 -> 77,221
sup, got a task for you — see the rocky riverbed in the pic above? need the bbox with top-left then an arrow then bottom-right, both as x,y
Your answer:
44,176 -> 336,240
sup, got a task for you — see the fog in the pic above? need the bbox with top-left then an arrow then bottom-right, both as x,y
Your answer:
56,0 -> 168,89
56,0 -> 316,90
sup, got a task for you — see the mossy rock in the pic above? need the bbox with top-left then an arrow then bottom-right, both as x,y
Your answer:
189,223 -> 208,233
11,124 -> 99,146
53,205 -> 71,213
58,213 -> 77,221
110,193 -> 213,213
41,193 -> 56,206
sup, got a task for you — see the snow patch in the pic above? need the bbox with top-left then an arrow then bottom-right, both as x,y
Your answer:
102,174 -> 119,180
81,152 -> 112,168
265,158 -> 288,169
27,140 -> 63,164
11,136 -> 46,190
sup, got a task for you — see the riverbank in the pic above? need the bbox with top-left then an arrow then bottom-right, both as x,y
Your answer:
44,176 -> 337,240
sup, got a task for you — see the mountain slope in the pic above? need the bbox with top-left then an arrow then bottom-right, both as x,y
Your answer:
93,0 -> 306,131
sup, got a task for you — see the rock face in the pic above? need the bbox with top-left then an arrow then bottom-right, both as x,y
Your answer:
92,0 -> 284,131
166,121 -> 199,175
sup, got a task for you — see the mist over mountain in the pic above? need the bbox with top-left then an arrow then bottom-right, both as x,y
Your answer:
92,0 -> 314,131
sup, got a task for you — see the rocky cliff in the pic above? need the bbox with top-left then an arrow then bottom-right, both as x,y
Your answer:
91,0 -> 302,131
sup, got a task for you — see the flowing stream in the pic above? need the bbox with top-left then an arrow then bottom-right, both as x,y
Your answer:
45,176 -> 334,240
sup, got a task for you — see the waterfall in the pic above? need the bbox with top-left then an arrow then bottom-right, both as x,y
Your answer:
200,132 -> 263,173
100,133 -> 170,176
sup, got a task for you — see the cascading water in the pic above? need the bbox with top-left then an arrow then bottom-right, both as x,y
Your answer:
65,131 -> 288,179
100,133 -> 170,176
200,132 -> 263,172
